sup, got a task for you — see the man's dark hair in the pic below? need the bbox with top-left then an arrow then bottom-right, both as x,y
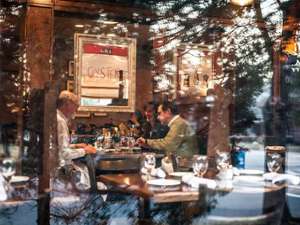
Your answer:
161,101 -> 178,115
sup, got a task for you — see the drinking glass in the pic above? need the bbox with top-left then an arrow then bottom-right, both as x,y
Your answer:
0,158 -> 16,183
216,151 -> 231,171
266,152 -> 283,173
141,153 -> 156,172
128,137 -> 136,148
120,136 -> 128,147
193,155 -> 208,177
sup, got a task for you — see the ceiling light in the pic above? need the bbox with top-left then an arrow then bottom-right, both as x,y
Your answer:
230,0 -> 254,6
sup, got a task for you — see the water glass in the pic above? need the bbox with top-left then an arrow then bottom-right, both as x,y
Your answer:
0,158 -> 16,183
128,137 -> 136,148
141,153 -> 156,172
216,151 -> 231,171
193,155 -> 208,177
266,152 -> 283,173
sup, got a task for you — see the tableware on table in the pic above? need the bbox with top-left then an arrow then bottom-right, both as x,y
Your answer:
263,173 -> 300,185
169,172 -> 194,178
141,153 -> 156,174
217,179 -> 233,190
217,168 -> 234,180
192,155 -> 208,177
216,151 -> 231,171
182,175 -> 216,189
128,137 -> 136,148
147,179 -> 181,187
120,136 -> 128,147
150,168 -> 166,178
95,135 -> 104,148
238,169 -> 264,176
266,152 -> 283,173
10,176 -> 30,184
149,185 -> 181,192
161,156 -> 174,175
0,158 -> 16,183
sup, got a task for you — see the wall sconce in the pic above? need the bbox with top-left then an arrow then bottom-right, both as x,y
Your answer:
230,0 -> 254,6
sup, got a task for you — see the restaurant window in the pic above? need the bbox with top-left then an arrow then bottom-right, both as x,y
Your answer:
0,0 -> 299,224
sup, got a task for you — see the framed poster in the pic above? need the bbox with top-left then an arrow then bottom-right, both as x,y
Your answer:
74,33 -> 136,112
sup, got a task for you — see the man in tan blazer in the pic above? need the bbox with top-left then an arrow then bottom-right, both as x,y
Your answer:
137,101 -> 198,158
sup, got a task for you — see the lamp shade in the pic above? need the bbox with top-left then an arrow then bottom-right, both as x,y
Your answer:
230,0 -> 254,6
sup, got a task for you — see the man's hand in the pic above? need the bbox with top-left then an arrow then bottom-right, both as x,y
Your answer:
84,145 -> 96,154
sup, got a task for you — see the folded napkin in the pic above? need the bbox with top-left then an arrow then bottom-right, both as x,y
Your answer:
263,173 -> 300,185
0,175 -> 8,201
141,167 -> 166,178
161,157 -> 174,175
150,168 -> 166,178
233,167 -> 240,176
97,182 -> 108,201
217,168 -> 234,180
140,167 -> 150,175
182,174 -> 217,189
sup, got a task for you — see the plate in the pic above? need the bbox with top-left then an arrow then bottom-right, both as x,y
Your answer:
169,172 -> 194,177
10,176 -> 29,184
238,169 -> 264,176
147,179 -> 181,187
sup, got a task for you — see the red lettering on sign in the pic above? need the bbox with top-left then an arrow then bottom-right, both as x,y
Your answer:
83,44 -> 128,57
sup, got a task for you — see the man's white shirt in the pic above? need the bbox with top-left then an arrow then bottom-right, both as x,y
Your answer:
57,109 -> 85,166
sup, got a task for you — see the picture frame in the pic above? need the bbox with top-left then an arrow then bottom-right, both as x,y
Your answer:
74,33 -> 136,112
175,45 -> 218,97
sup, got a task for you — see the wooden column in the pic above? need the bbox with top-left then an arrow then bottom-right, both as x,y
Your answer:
25,3 -> 54,225
25,3 -> 53,89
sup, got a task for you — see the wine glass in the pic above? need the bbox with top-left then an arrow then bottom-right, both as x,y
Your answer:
141,153 -> 156,173
216,151 -> 231,171
128,137 -> 136,148
266,153 -> 283,173
0,158 -> 16,183
193,155 -> 208,177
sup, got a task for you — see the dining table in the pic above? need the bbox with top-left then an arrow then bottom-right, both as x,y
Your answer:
98,172 -> 290,222
0,177 -> 38,225
97,149 -> 300,225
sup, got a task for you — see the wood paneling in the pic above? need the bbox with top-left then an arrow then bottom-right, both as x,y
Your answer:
28,0 -> 53,7
54,0 -> 154,19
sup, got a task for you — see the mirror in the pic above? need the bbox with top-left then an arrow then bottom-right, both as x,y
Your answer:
74,33 -> 136,112
176,45 -> 216,97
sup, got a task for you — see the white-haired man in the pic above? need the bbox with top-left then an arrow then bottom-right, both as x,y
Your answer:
56,90 -> 96,167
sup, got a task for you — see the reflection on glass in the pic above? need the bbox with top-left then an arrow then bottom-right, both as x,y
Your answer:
0,158 -> 16,183
193,155 -> 208,177
267,152 -> 283,173
142,154 -> 156,172
216,151 -> 231,171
